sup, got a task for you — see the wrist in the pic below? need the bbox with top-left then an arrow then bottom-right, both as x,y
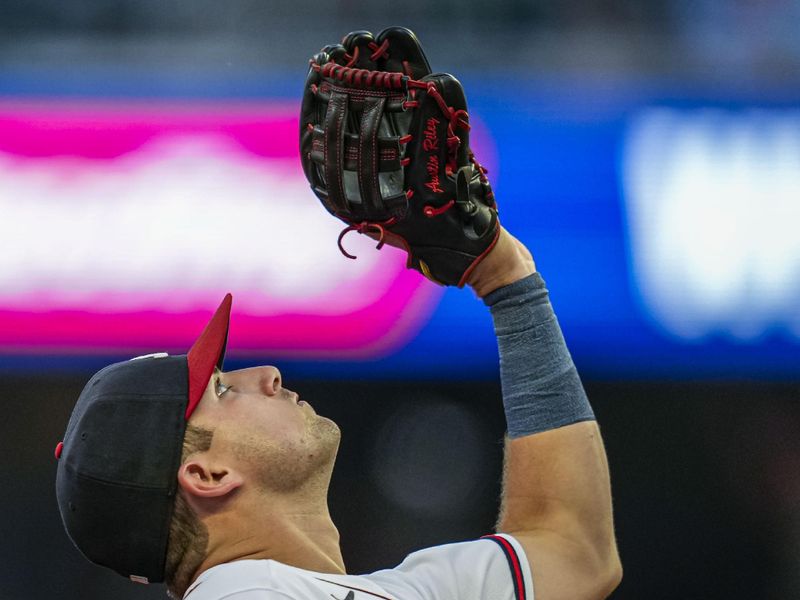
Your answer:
467,228 -> 536,298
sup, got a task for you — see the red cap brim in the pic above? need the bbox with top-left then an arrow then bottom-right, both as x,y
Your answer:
185,294 -> 232,419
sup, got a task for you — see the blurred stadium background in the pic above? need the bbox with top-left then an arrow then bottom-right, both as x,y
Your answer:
2,1 -> 799,598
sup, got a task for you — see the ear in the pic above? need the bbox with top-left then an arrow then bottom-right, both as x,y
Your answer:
177,456 -> 244,500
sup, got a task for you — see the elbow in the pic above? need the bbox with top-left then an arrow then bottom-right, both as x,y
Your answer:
583,516 -> 622,597
603,555 -> 623,597
591,545 -> 622,598
567,528 -> 622,598
553,538 -> 623,599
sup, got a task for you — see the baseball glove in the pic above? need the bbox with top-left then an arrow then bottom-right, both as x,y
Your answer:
299,27 -> 499,287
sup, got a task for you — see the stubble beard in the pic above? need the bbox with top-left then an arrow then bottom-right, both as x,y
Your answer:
234,414 -> 341,495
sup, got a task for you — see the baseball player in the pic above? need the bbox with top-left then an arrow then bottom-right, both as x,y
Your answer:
55,28 -> 621,600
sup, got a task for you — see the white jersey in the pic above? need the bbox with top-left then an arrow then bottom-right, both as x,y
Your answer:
184,534 -> 533,600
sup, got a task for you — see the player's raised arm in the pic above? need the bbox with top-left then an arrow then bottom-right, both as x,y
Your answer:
300,26 -> 621,599
467,229 -> 622,600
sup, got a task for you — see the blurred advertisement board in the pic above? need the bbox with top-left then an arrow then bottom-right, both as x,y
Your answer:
0,79 -> 798,378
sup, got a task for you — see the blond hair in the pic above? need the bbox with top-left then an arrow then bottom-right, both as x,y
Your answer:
164,424 -> 213,598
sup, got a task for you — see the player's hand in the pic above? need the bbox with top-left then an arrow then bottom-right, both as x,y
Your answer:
465,227 -> 536,298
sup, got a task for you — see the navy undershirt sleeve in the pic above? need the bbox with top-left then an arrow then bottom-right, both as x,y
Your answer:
484,272 -> 595,438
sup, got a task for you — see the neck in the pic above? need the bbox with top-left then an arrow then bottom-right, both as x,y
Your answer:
191,485 -> 346,587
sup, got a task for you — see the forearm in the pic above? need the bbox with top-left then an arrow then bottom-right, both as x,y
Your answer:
484,273 -> 594,438
485,271 -> 604,526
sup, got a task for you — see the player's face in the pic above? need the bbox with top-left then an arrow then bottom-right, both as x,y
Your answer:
189,365 -> 340,493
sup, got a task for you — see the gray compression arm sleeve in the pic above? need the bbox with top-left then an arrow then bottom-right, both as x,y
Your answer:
484,272 -> 595,438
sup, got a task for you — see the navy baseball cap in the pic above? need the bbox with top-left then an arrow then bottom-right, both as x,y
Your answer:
55,294 -> 232,584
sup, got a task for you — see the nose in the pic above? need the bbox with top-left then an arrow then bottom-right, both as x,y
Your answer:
227,365 -> 282,396
256,366 -> 282,396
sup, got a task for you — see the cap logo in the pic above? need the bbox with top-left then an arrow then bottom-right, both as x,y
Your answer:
129,352 -> 169,361
129,574 -> 150,584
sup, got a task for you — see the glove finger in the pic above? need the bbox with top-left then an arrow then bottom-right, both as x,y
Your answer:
319,43 -> 348,66
341,30 -> 379,69
310,51 -> 329,68
375,27 -> 432,78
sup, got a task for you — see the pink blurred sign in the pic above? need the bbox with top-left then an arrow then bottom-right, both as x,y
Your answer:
0,99 -> 495,358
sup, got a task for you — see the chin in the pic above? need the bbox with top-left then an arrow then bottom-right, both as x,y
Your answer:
315,416 -> 342,454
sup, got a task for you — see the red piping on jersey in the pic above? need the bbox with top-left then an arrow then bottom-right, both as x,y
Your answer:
482,534 -> 527,600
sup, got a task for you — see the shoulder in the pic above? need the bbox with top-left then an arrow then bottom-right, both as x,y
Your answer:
362,534 -> 534,600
